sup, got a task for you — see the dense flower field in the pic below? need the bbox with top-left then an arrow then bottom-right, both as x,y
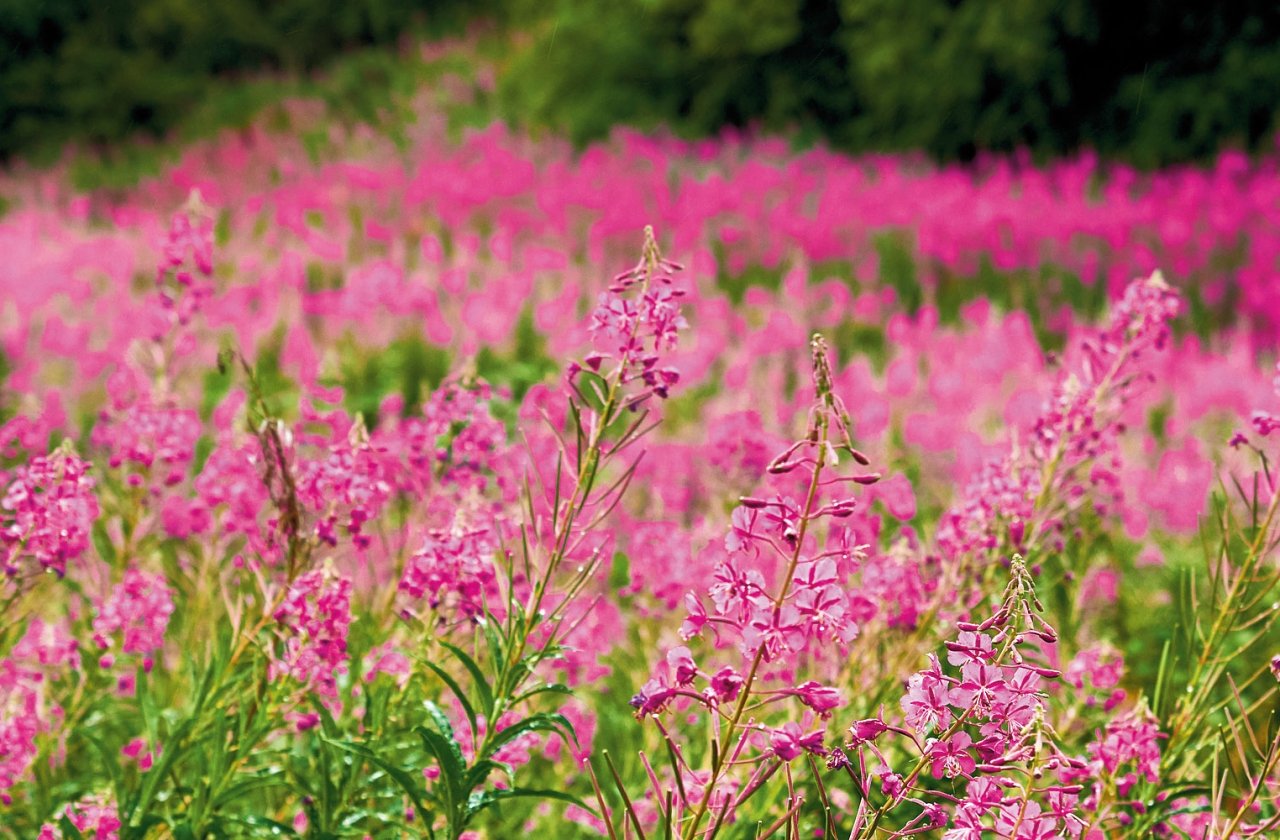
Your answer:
3,57 -> 1280,839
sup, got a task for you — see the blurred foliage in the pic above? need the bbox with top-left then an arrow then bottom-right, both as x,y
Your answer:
0,0 -> 499,162
4,0 -> 1280,170
500,0 -> 1280,167
60,39 -> 501,192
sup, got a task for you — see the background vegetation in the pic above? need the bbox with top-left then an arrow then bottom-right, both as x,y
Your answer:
0,0 -> 494,163
3,0 -> 1280,168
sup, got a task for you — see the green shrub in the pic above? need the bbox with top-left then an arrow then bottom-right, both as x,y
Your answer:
500,0 -> 1280,166
0,0 -> 492,160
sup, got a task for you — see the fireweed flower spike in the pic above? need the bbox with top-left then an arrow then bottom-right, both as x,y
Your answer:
855,272 -> 1185,743
379,226 -> 689,839
1,442 -> 98,612
939,272 -> 1181,566
847,556 -> 1083,840
617,334 -> 880,839
572,225 -> 687,409
145,189 -> 216,395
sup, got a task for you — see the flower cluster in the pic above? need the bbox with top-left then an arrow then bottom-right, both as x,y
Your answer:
2,46 -> 1280,836
574,225 -> 687,409
843,557 -> 1082,839
271,566 -> 353,699
0,664 -> 47,804
398,524 -> 498,622
92,402 -> 201,488
92,568 -> 175,675
37,793 -> 121,839
294,418 -> 392,550
417,379 -> 511,490
1,445 -> 98,585
154,190 -> 215,335
938,273 -> 1182,564
1,621 -> 78,805
376,378 -> 516,519
194,429 -> 273,548
628,335 -> 878,834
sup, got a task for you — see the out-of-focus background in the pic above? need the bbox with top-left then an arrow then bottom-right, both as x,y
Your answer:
3,1 -> 1278,176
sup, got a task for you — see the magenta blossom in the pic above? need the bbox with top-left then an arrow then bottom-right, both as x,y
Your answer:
769,723 -> 826,761
1,446 -> 98,581
782,681 -> 842,715
928,731 -> 977,779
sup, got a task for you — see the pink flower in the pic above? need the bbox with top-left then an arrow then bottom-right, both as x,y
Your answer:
272,567 -> 352,698
946,631 -> 995,667
849,716 -> 889,746
951,661 -> 1008,715
121,737 -> 159,772
666,646 -> 697,686
1252,411 -> 1280,437
629,678 -> 676,718
1066,645 -> 1125,691
903,655 -> 953,731
577,229 -> 687,406
710,667 -> 743,702
994,800 -> 1058,839
295,421 -> 392,549
0,662 -> 49,797
364,643 -> 412,688
679,593 -> 708,640
92,569 -> 175,666
399,527 -> 497,621
769,723 -> 825,761
783,681 -> 842,715
1,446 -> 98,581
707,561 -> 767,618
964,777 -> 1008,813
927,731 -> 976,779
878,767 -> 905,800
1141,438 -> 1213,533
40,793 -> 121,839
92,403 -> 200,487
875,473 -> 917,521
1086,707 -> 1164,788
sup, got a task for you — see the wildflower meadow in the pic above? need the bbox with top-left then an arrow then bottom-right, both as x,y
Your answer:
4,36 -> 1280,840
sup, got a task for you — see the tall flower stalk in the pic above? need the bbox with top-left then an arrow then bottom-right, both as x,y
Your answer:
609,334 -> 880,839
860,273 -> 1182,715
454,225 -> 688,806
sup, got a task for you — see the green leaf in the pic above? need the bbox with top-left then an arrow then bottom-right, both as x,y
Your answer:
440,641 -> 494,716
421,659 -> 479,738
484,712 -> 578,759
212,769 -> 290,808
463,757 -> 512,793
213,814 -> 299,835
416,724 -> 467,792
322,738 -> 431,826
481,612 -> 507,666
80,729 -> 127,800
423,701 -> 458,743
466,785 -> 595,820
91,520 -> 116,565
417,724 -> 468,828
607,551 -> 631,591
309,692 -> 343,739
513,682 -> 573,706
